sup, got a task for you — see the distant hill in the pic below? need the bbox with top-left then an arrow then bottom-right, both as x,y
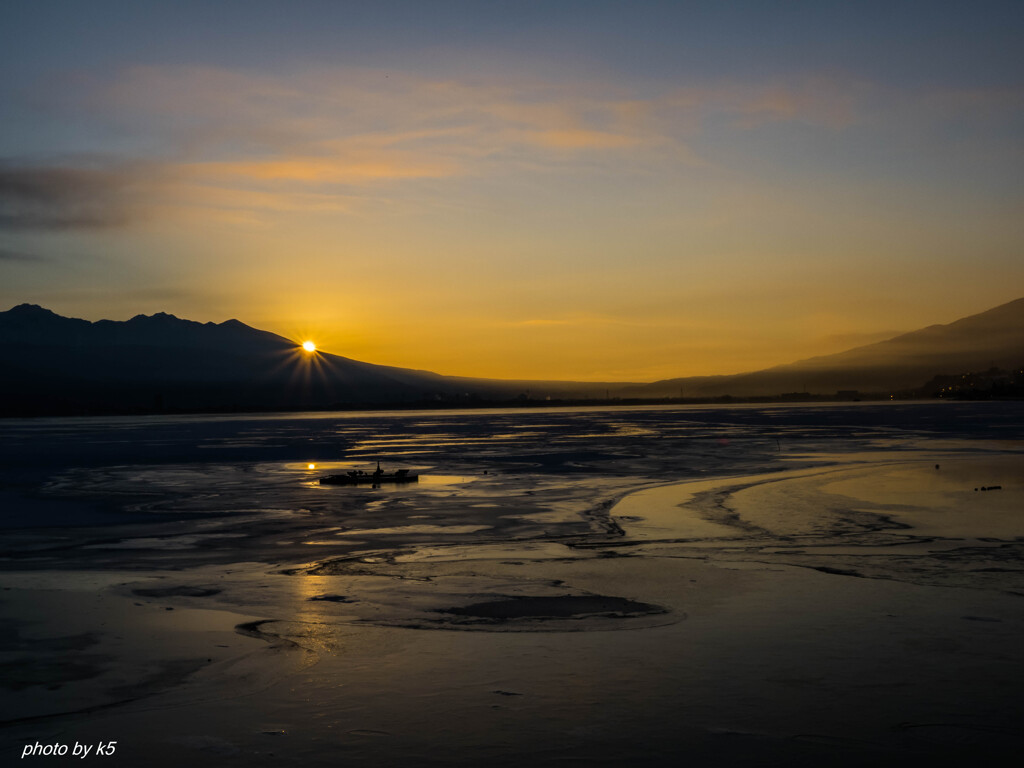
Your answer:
0,304 -> 610,415
629,297 -> 1024,398
1,298 -> 1022,415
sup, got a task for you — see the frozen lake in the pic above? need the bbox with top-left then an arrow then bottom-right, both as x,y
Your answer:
1,402 -> 1022,765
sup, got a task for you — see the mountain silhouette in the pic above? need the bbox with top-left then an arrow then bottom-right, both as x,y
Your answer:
629,297 -> 1024,398
0,304 -> 602,414
1,298 -> 1022,415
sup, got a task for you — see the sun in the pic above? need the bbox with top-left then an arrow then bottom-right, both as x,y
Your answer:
301,340 -> 316,353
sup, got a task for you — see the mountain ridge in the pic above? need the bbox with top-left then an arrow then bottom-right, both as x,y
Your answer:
2,298 -> 1022,415
631,296 -> 1024,398
0,303 -> 613,414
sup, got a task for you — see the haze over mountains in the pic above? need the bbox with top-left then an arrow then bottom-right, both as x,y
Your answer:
1,298 -> 1022,415
632,296 -> 1024,399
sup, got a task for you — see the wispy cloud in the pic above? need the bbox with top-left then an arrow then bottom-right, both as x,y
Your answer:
15,65 -> 1006,234
0,247 -> 48,262
24,66 -> 683,224
0,159 -> 157,230
73,66 -> 663,161
181,152 -> 459,185
15,65 -> 894,229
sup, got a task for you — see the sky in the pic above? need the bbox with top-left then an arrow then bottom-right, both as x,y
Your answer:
1,1 -> 1022,382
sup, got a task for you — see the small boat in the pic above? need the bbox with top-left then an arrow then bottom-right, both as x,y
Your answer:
319,462 -> 418,486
